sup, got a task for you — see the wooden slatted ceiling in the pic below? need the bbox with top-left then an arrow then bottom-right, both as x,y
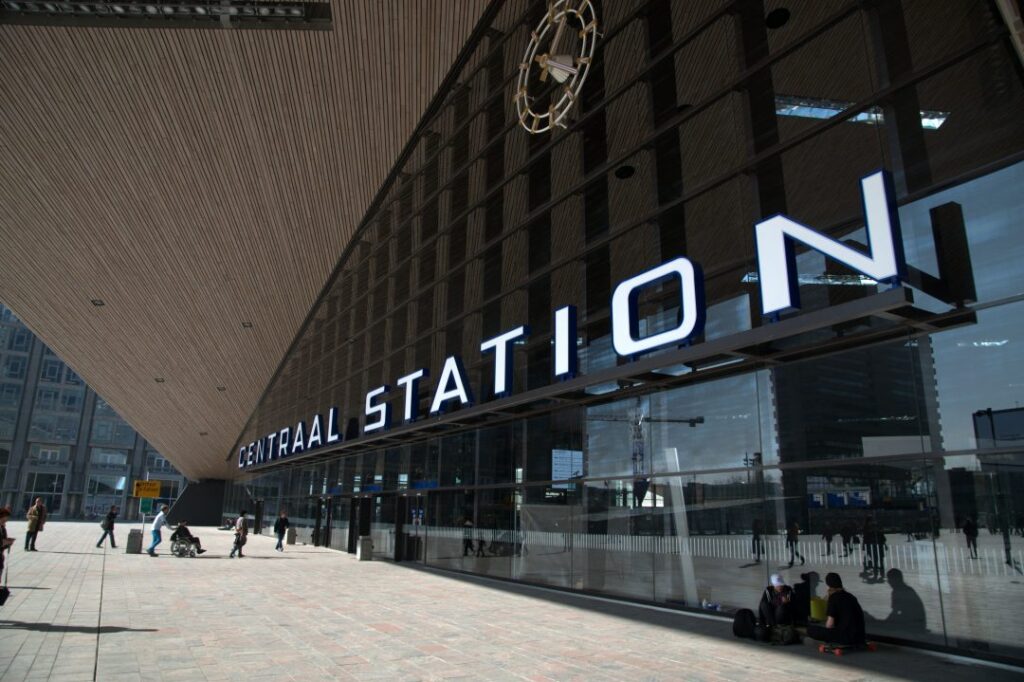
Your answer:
0,0 -> 490,481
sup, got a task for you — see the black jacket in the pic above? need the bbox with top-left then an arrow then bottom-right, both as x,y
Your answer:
273,517 -> 290,534
170,526 -> 194,541
759,585 -> 794,627
104,511 -> 117,530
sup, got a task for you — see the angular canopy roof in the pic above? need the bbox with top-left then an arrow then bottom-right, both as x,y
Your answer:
0,0 -> 490,479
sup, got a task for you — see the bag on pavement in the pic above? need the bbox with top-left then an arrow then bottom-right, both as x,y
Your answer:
732,608 -> 756,639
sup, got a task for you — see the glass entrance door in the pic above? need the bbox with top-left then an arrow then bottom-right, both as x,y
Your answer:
369,494 -> 396,560
402,494 -> 427,563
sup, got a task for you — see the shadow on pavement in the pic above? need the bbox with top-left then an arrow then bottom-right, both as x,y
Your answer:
403,563 -> 1020,680
0,621 -> 157,634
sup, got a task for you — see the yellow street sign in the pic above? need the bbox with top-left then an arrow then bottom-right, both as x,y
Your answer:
133,480 -> 161,498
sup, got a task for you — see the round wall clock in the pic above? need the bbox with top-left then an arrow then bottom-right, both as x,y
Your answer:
515,0 -> 599,134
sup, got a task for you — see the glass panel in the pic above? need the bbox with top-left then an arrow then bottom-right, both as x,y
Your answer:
574,477 -> 655,601
516,483 -> 576,589
425,489 -> 475,572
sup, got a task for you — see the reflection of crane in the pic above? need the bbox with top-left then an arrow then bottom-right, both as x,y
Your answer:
588,399 -> 704,507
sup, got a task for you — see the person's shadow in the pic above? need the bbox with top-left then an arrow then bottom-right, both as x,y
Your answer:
0,621 -> 157,634
866,568 -> 928,633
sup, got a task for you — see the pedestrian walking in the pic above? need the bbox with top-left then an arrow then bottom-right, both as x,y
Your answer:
840,522 -> 853,556
462,517 -> 474,557
96,505 -> 119,549
963,517 -> 979,559
822,523 -> 835,556
786,521 -> 805,567
229,510 -> 249,558
273,510 -> 290,552
751,518 -> 764,563
147,504 -> 170,556
24,497 -> 46,551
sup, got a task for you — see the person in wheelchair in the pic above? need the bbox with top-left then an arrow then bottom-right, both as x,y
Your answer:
170,520 -> 206,556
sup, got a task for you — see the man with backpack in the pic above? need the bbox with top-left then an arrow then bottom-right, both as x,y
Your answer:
229,510 -> 249,558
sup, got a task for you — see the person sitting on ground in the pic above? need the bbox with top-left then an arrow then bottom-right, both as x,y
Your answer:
170,520 -> 206,554
759,573 -> 795,628
791,571 -> 819,626
807,572 -> 867,646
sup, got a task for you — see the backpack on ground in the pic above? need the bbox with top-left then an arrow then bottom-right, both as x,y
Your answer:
732,608 -> 756,639
771,624 -> 799,645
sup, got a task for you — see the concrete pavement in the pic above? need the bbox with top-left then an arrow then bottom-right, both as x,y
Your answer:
0,521 -> 1020,681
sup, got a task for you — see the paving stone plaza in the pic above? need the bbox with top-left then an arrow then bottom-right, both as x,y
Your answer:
0,521 -> 1020,681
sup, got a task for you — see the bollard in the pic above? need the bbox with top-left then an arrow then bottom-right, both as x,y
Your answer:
357,535 -> 373,561
126,528 -> 143,554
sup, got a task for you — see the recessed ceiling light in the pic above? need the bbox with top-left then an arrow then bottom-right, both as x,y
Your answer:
765,7 -> 790,29
614,165 -> 635,180
154,377 -> 165,383
90,299 -> 105,307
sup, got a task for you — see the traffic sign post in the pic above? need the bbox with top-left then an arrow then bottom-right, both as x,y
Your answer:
133,480 -> 161,498
133,479 -> 162,535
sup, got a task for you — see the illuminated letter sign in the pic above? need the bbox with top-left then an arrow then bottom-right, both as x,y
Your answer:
238,170 -> 921,470
755,170 -> 905,315
307,414 -> 323,449
396,369 -> 428,423
480,326 -> 529,398
364,386 -> 391,433
326,407 -> 341,444
278,427 -> 291,458
430,356 -> 473,415
611,258 -> 705,357
553,306 -> 578,379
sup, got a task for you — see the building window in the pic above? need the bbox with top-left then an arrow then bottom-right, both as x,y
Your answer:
7,328 -> 30,353
84,473 -> 126,519
0,443 -> 9,492
2,356 -> 26,380
39,359 -> 63,383
90,447 -> 129,469
0,383 -> 21,408
28,443 -> 71,465
145,451 -> 177,474
21,471 -> 66,516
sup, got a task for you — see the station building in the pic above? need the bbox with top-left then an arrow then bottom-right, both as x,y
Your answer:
3,0 -> 1024,667
221,0 -> 1024,665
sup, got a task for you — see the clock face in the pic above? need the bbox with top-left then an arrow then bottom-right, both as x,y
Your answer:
515,0 -> 598,134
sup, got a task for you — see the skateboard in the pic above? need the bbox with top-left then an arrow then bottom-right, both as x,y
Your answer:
818,642 -> 877,656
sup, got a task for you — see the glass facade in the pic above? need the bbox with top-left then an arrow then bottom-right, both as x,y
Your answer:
228,0 -> 1024,664
0,303 -> 185,518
